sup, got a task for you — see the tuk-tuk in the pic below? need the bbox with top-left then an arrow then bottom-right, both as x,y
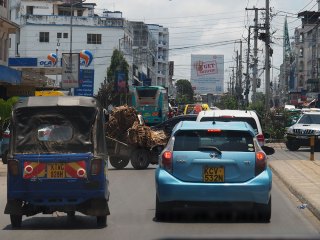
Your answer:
5,96 -> 110,228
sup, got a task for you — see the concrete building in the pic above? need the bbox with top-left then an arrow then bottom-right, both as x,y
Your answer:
0,0 -> 21,97
8,0 -> 133,95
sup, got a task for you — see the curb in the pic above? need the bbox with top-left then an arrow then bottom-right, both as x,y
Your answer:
269,163 -> 320,221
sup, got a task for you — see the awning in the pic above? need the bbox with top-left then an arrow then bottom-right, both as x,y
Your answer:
0,65 -> 22,85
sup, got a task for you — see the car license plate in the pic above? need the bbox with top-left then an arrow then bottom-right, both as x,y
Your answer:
47,163 -> 65,178
297,136 -> 308,139
203,166 -> 224,182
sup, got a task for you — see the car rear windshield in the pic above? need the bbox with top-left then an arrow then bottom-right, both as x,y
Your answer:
200,117 -> 258,134
173,130 -> 254,152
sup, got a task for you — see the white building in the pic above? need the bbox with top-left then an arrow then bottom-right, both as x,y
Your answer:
148,24 -> 169,87
8,0 -> 133,95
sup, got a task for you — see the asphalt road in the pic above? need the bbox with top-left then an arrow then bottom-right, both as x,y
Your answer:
0,148 -> 320,240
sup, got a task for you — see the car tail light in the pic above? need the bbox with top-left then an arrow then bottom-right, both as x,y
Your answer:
257,134 -> 265,146
161,150 -> 172,172
255,151 -> 266,176
91,159 -> 102,175
3,132 -> 10,138
8,159 -> 19,176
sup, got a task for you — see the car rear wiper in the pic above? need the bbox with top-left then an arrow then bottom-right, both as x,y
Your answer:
198,146 -> 222,154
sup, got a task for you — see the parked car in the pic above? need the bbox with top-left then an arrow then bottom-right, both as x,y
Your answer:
151,114 -> 198,136
1,122 -> 10,164
196,109 -> 265,146
155,120 -> 274,222
5,96 -> 110,228
285,111 -> 320,151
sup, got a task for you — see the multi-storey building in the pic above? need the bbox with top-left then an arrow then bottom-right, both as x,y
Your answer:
8,0 -> 133,95
148,24 -> 169,88
0,0 -> 21,96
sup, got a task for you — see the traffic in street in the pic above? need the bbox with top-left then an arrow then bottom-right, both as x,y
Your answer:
0,147 -> 320,240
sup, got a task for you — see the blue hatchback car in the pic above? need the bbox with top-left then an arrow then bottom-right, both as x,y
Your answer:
155,120 -> 275,222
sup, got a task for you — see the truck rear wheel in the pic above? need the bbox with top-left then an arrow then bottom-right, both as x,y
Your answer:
97,216 -> 107,227
109,157 -> 129,169
131,149 -> 150,169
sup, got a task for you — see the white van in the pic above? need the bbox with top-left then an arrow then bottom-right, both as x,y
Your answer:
196,110 -> 265,146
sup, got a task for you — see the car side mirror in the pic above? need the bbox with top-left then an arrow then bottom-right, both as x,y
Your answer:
261,146 -> 275,155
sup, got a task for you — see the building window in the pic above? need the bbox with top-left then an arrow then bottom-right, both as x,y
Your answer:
63,33 -> 68,38
87,34 -> 101,44
77,10 -> 83,16
39,32 -> 49,42
0,0 -> 7,8
57,33 -> 62,39
26,6 -> 33,15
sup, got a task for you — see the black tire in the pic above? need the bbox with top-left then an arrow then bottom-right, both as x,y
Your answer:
255,196 -> 271,223
155,196 -> 170,221
97,216 -> 107,227
286,141 -> 300,151
2,150 -> 8,164
10,214 -> 22,228
109,157 -> 129,169
131,149 -> 150,170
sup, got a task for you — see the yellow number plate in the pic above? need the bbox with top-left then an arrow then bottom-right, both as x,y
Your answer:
203,166 -> 224,182
47,163 -> 65,178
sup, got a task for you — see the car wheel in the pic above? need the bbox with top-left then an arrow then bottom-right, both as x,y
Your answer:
155,196 -> 170,221
109,157 -> 129,169
97,215 -> 107,227
10,214 -> 22,228
286,141 -> 300,151
131,149 -> 150,170
2,150 -> 8,164
255,196 -> 271,223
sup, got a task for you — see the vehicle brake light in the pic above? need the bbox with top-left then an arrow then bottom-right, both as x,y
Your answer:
24,165 -> 33,174
257,134 -> 265,145
8,159 -> 19,176
208,129 -> 221,133
3,132 -> 10,138
77,168 -> 86,178
220,115 -> 234,118
161,150 -> 172,172
91,159 -> 102,175
255,151 -> 266,175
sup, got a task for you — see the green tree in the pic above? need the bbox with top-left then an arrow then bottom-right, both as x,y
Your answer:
216,94 -> 238,110
175,79 -> 194,105
96,49 -> 129,108
0,97 -> 19,136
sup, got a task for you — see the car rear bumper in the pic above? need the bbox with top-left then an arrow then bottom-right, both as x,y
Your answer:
155,167 -> 272,205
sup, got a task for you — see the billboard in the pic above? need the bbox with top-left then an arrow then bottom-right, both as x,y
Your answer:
74,69 -> 94,96
61,53 -> 80,88
191,54 -> 224,94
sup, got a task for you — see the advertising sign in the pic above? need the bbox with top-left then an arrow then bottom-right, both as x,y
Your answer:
61,53 -> 80,88
74,69 -> 94,96
116,71 -> 127,93
191,54 -> 224,94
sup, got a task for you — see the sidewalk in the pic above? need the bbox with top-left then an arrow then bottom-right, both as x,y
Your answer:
269,159 -> 320,220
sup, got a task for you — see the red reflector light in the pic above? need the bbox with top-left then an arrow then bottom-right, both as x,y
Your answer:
8,160 -> 19,176
91,159 -> 102,175
208,129 -> 222,133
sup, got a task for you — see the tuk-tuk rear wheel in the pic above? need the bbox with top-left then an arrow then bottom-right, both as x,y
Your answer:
109,157 -> 129,169
131,149 -> 150,170
97,216 -> 107,227
10,214 -> 22,228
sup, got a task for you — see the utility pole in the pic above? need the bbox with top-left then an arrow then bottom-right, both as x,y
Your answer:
265,0 -> 271,112
252,8 -> 259,103
245,27 -> 251,106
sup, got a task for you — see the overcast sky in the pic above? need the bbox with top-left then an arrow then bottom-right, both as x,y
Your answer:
93,0 -> 318,91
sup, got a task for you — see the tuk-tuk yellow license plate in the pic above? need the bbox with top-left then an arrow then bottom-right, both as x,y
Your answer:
47,163 -> 65,178
203,166 -> 224,182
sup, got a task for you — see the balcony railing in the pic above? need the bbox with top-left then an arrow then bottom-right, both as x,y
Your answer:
21,14 -> 126,28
